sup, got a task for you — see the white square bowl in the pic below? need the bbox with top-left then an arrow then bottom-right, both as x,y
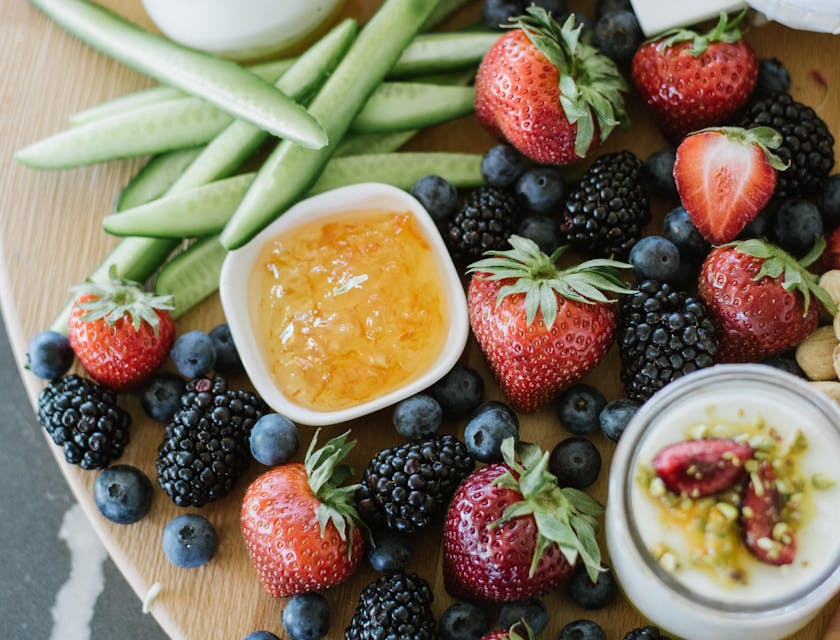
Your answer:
219,182 -> 469,426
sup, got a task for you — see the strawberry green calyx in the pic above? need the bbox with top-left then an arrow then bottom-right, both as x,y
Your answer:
467,235 -> 634,328
506,621 -> 536,640
509,8 -> 628,157
72,265 -> 173,334
731,237 -> 838,315
493,437 -> 605,582
654,9 -> 747,56
692,126 -> 789,171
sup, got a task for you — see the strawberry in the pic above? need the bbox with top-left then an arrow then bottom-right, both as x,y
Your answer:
443,438 -> 604,602
653,439 -> 754,498
482,623 -> 535,640
698,238 -> 837,362
241,431 -> 364,597
475,8 -> 627,164
67,268 -> 174,391
824,226 -> 840,270
467,235 -> 633,412
674,127 -> 787,244
741,460 -> 796,565
631,11 -> 758,141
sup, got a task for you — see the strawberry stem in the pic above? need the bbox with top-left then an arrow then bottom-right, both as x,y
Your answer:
653,9 -> 747,57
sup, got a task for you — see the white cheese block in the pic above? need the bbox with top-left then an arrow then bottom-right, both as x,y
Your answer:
629,0 -> 747,37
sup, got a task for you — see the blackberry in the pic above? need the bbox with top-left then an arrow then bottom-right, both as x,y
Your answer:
740,92 -> 835,198
561,151 -> 650,260
37,375 -> 130,470
156,375 -> 266,507
447,187 -> 520,262
356,435 -> 474,532
623,627 -> 671,640
345,573 -> 436,640
619,281 -> 718,402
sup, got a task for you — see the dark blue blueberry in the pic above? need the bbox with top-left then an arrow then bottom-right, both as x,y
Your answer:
568,564 -> 617,609
517,216 -> 561,255
819,174 -> 840,229
282,592 -> 330,640
763,354 -> 806,378
170,330 -> 216,378
629,236 -> 680,282
483,0 -> 525,30
595,0 -> 631,18
560,619 -> 607,640
593,10 -> 641,63
774,199 -> 823,256
600,399 -> 639,441
209,324 -> 243,374
367,533 -> 412,573
464,404 -> 519,462
393,394 -> 442,439
515,166 -> 566,215
737,207 -> 773,240
428,364 -> 484,416
549,437 -> 601,489
411,175 -> 459,223
754,58 -> 791,98
26,330 -> 74,380
472,400 -> 520,426
662,206 -> 709,261
557,384 -> 606,435
93,465 -> 153,525
481,144 -> 526,188
162,513 -> 217,568
498,598 -> 548,635
645,150 -> 678,199
439,602 -> 490,640
140,373 -> 186,422
243,633 -> 279,640
250,413 -> 299,466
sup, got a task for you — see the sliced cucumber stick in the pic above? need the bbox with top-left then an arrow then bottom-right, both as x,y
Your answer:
333,131 -> 417,158
115,148 -> 204,212
390,32 -> 498,78
350,83 -> 474,133
155,236 -> 227,319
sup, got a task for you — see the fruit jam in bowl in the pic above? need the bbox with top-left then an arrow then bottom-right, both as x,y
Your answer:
220,183 -> 468,426
607,364 -> 840,640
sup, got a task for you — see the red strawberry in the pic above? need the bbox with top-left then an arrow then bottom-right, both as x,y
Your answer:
241,431 -> 363,597
653,439 -> 754,497
475,8 -> 627,164
443,438 -> 604,602
824,227 -> 840,270
674,127 -> 787,244
741,460 -> 796,565
698,239 -> 837,362
467,236 -> 633,412
67,269 -> 174,391
482,623 -> 535,640
631,11 -> 758,141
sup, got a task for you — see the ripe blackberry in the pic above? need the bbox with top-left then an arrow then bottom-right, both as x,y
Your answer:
156,375 -> 266,507
561,151 -> 650,260
623,627 -> 672,640
447,186 -> 520,262
356,435 -> 474,532
619,281 -> 718,402
740,92 -> 835,198
345,573 -> 436,640
37,375 -> 131,470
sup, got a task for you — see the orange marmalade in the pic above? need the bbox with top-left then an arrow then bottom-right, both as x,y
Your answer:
249,209 -> 448,411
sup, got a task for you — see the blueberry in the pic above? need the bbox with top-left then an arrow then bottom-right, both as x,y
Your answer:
498,598 -> 548,635
282,592 -> 330,640
243,633 -> 280,640
411,175 -> 459,224
26,330 -> 74,380
754,58 -> 791,98
483,0 -> 525,30
472,400 -> 520,426
595,0 -> 631,18
250,413 -> 299,466
568,564 -> 617,609
368,533 -> 412,573
171,330 -> 216,378
629,236 -> 680,282
593,10 -> 641,63
439,601 -> 489,640
559,620 -> 607,640
600,399 -> 639,441
819,175 -> 840,229
393,394 -> 442,440
557,384 -> 606,435
549,437 -> 601,489
209,324 -> 243,374
515,166 -> 566,215
645,150 -> 678,199
140,373 -> 186,422
662,206 -> 709,261
428,364 -> 484,416
517,216 -> 561,255
774,199 -> 823,256
738,208 -> 773,240
481,144 -> 526,188
763,354 -> 806,378
464,405 -> 519,462
93,465 -> 153,525
162,514 -> 217,568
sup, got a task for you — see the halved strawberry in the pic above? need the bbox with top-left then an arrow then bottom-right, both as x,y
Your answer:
652,439 -> 754,497
674,127 -> 788,244
741,460 -> 796,566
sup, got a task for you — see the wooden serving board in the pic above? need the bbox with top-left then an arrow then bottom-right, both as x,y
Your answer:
2,1 -> 840,638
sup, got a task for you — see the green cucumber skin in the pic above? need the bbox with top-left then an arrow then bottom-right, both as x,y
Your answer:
155,236 -> 227,319
350,83 -> 474,133
389,32 -> 498,78
115,148 -> 204,212
29,0 -> 326,148
333,131 -> 417,158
